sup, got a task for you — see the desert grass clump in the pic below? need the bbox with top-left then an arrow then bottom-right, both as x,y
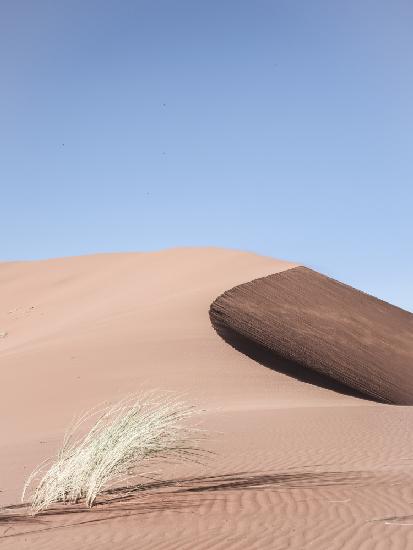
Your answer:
22,392 -> 204,514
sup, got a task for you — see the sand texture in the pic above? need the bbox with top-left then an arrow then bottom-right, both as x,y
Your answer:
1,249 -> 413,550
210,266 -> 413,405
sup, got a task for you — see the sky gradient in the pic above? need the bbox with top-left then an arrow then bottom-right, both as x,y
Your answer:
1,1 -> 412,310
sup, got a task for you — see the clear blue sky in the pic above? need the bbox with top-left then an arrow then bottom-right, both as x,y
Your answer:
1,1 -> 411,310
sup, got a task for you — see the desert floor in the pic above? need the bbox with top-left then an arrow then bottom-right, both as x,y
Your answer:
1,248 -> 413,549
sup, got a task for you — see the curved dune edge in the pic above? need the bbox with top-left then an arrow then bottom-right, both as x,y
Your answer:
210,266 -> 413,405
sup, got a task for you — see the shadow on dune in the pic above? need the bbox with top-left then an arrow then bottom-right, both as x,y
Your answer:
213,324 -> 373,401
100,469 -> 374,502
0,469 -> 376,538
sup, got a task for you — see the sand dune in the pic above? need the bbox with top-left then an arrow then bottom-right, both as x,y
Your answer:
1,248 -> 413,550
210,266 -> 413,404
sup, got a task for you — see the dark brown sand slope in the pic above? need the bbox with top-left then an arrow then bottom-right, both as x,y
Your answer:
210,266 -> 413,405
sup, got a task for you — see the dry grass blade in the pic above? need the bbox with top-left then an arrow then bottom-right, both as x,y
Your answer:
22,392 -> 205,514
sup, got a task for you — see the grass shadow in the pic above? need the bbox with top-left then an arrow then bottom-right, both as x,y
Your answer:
0,468 -> 376,539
